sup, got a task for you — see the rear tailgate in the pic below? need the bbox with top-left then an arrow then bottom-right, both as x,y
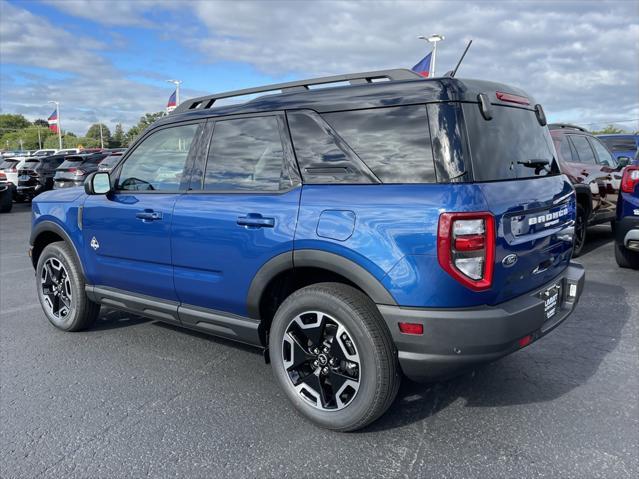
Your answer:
463,101 -> 575,304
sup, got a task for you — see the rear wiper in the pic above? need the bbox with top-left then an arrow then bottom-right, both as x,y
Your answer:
517,159 -> 549,175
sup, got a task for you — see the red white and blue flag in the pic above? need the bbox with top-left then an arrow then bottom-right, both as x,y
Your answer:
411,52 -> 432,77
166,90 -> 177,112
47,110 -> 59,133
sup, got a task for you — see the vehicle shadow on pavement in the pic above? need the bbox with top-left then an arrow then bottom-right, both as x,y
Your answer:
366,278 -> 630,432
90,308 -> 150,331
580,225 -> 614,256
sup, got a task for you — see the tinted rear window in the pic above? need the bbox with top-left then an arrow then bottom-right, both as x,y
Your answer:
599,137 -> 637,151
463,104 -> 559,181
0,160 -> 19,169
322,105 -> 436,183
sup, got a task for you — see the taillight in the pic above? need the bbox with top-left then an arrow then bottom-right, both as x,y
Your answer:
621,166 -> 639,193
0,172 -> 6,180
67,168 -> 85,176
437,212 -> 495,291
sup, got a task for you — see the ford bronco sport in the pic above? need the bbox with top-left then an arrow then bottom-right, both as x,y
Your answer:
30,70 -> 585,431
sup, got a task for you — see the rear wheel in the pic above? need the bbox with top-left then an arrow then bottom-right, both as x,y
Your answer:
573,205 -> 587,257
269,283 -> 399,431
36,242 -> 100,331
0,188 -> 12,213
615,243 -> 639,269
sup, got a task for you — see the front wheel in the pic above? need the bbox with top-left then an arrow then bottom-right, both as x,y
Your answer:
269,283 -> 400,431
36,242 -> 100,331
615,243 -> 639,269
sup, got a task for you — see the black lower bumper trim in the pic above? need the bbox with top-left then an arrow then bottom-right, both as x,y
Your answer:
378,263 -> 585,382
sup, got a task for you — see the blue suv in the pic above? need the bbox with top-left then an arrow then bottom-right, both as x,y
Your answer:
615,165 -> 639,268
30,70 -> 585,431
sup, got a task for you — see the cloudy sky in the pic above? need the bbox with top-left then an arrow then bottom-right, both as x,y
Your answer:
1,0 -> 637,135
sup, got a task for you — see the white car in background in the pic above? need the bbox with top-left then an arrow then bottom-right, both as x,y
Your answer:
55,148 -> 81,155
0,157 -> 29,198
31,149 -> 57,157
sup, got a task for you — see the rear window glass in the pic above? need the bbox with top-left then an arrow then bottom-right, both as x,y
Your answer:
599,137 -> 637,151
99,155 -> 122,167
463,104 -> 559,181
0,160 -> 19,169
322,105 -> 436,183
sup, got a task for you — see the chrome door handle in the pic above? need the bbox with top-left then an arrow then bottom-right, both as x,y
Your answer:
136,211 -> 163,221
237,214 -> 275,228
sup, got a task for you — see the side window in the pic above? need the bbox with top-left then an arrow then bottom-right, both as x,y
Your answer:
203,116 -> 286,191
590,138 -> 617,167
118,123 -> 199,191
322,105 -> 435,183
557,137 -> 575,162
569,135 -> 597,164
287,110 -> 376,184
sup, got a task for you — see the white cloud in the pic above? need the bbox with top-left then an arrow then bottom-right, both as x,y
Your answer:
2,0 -> 638,133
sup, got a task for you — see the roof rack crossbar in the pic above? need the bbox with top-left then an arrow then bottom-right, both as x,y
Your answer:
172,69 -> 422,114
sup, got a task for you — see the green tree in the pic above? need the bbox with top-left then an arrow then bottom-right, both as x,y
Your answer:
0,125 -> 53,150
125,112 -> 166,145
33,119 -> 49,128
0,114 -> 31,135
85,123 -> 112,147
590,124 -> 626,135
110,123 -> 125,148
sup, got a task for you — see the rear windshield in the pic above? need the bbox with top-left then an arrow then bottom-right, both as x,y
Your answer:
463,104 -> 559,181
598,137 -> 637,151
59,156 -> 103,168
0,159 -> 19,169
24,160 -> 40,168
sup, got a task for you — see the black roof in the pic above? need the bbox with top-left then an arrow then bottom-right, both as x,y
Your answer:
155,69 -> 535,129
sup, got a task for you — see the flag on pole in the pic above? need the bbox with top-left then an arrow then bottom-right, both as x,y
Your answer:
411,52 -> 432,77
166,89 -> 177,112
47,110 -> 59,133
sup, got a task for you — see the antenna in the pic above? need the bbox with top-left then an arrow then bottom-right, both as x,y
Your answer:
450,40 -> 473,77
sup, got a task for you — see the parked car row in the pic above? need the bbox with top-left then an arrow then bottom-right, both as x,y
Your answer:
0,148 -> 126,203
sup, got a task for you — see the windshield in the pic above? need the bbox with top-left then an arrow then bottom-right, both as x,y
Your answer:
463,104 -> 559,181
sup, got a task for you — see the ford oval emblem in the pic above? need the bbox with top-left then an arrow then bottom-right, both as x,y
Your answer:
502,254 -> 518,267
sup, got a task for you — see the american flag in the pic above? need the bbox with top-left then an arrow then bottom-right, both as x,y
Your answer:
47,110 -> 59,133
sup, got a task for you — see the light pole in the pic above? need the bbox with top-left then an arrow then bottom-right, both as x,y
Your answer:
166,79 -> 183,106
99,123 -> 104,149
48,100 -> 63,150
418,34 -> 445,77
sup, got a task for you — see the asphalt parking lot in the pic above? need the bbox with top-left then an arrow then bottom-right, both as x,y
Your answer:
1,203 -> 637,479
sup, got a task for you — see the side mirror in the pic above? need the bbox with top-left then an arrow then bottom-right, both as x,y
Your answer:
84,171 -> 111,195
617,156 -> 631,168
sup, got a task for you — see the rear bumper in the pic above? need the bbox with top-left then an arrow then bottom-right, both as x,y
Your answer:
377,262 -> 585,382
615,216 -> 639,251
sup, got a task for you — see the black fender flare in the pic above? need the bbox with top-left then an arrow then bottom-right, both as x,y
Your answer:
30,220 -> 85,276
246,249 -> 397,319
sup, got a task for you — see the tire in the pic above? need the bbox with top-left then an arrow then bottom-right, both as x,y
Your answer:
36,241 -> 100,331
269,282 -> 400,431
615,243 -> 639,269
610,220 -> 616,235
0,189 -> 12,213
573,204 -> 587,257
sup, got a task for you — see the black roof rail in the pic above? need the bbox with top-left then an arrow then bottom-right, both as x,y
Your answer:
548,123 -> 588,132
172,69 -> 423,114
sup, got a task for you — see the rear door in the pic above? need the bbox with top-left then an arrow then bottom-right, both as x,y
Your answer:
462,102 -> 575,303
569,134 -> 615,222
171,112 -> 301,323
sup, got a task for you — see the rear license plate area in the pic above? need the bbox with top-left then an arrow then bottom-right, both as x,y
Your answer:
539,282 -> 562,321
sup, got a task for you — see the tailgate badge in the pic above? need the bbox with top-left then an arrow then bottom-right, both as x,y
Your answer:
90,237 -> 100,251
502,254 -> 518,267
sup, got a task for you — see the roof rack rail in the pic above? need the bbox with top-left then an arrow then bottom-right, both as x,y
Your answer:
548,123 -> 588,132
172,69 -> 422,114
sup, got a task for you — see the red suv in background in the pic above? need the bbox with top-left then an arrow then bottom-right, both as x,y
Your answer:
549,123 -> 622,256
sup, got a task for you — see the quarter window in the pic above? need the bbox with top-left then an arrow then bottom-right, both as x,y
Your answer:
323,105 -> 436,183
118,124 -> 199,191
569,135 -> 597,164
203,116 -> 286,191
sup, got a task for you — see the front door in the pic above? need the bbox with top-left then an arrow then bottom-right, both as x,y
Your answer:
171,113 -> 301,319
82,122 -> 202,301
